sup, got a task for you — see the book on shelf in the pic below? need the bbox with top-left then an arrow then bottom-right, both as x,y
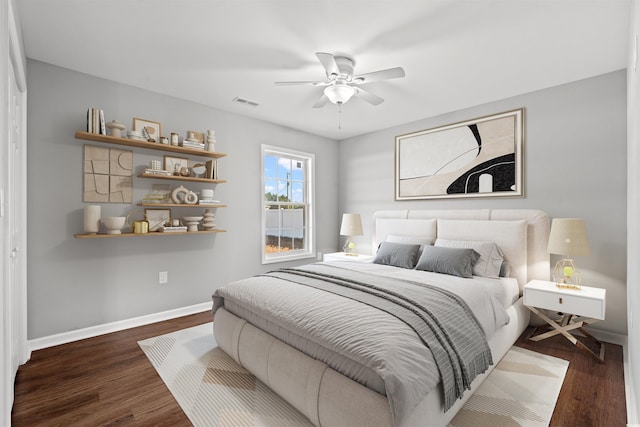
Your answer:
205,159 -> 219,180
180,141 -> 205,150
142,168 -> 172,176
199,199 -> 221,205
86,108 -> 106,134
99,109 -> 106,135
160,226 -> 188,233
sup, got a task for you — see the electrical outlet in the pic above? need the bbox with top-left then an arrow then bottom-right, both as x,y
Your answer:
159,271 -> 168,284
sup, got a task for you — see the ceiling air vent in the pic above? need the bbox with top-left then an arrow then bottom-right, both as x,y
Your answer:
232,96 -> 260,107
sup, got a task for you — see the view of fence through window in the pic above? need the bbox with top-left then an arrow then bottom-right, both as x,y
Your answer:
264,151 -> 307,256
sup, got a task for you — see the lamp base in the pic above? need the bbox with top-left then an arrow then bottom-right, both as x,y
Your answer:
552,258 -> 582,290
555,282 -> 582,290
343,237 -> 358,256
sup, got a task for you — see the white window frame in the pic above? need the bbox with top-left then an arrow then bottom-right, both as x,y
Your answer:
261,144 -> 315,264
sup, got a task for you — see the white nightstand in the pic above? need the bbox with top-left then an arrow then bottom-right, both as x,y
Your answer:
323,252 -> 375,263
524,279 -> 606,362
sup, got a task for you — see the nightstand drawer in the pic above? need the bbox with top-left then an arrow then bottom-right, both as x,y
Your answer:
524,287 -> 605,320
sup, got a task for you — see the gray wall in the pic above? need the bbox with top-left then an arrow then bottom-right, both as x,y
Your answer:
26,59 -> 628,339
338,70 -> 628,335
26,60 -> 339,339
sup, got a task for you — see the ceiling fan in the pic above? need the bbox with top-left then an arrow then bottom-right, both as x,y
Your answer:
275,52 -> 405,108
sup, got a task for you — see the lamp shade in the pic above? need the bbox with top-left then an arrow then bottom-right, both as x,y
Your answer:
547,218 -> 590,257
340,213 -> 363,236
324,82 -> 356,105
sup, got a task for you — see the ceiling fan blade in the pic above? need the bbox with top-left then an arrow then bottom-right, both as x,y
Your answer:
352,67 -> 405,84
316,52 -> 340,79
312,94 -> 330,108
355,87 -> 384,106
275,80 -> 329,86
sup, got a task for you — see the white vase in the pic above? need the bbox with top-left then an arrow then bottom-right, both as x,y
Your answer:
83,205 -> 101,234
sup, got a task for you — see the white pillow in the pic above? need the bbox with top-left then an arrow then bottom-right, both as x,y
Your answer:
386,234 -> 435,246
435,239 -> 504,278
375,218 -> 437,247
436,219 -> 528,286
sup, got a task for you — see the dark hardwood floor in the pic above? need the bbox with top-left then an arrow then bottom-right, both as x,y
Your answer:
12,311 -> 212,427
12,313 -> 626,426
515,329 -> 627,427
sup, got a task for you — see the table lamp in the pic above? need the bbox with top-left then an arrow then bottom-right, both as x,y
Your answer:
547,218 -> 590,290
340,213 -> 363,256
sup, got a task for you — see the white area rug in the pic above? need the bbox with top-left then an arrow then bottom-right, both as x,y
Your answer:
139,323 -> 568,427
447,346 -> 569,427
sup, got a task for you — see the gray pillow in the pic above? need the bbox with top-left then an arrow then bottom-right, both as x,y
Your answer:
373,242 -> 421,269
435,239 -> 504,278
415,245 -> 480,278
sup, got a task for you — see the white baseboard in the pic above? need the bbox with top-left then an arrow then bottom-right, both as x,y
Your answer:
28,301 -> 212,352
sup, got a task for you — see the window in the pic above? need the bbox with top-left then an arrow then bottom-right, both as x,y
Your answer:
262,145 -> 315,264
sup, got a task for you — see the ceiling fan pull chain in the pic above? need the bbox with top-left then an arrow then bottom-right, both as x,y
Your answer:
338,104 -> 342,129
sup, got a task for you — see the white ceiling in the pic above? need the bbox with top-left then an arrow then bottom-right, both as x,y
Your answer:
17,0 -> 630,140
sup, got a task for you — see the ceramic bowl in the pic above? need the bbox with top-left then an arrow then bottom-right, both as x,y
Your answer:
102,216 -> 126,234
183,216 -> 203,222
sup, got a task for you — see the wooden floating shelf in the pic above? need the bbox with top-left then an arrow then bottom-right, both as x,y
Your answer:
137,173 -> 226,184
138,203 -> 226,208
74,230 -> 226,239
75,131 -> 226,159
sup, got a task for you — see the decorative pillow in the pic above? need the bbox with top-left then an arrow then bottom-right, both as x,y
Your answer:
435,239 -> 505,278
373,242 -> 421,269
414,245 -> 480,278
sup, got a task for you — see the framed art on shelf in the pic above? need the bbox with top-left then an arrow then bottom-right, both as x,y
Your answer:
395,108 -> 524,200
164,155 -> 189,175
145,209 -> 171,231
133,118 -> 162,141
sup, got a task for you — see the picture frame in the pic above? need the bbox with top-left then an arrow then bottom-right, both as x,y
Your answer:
187,130 -> 204,144
164,155 -> 189,175
395,108 -> 524,200
145,209 -> 171,231
133,118 -> 162,142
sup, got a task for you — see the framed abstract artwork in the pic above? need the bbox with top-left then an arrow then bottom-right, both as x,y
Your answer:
145,209 -> 171,231
395,108 -> 524,200
164,155 -> 189,175
133,118 -> 162,141
83,145 -> 133,203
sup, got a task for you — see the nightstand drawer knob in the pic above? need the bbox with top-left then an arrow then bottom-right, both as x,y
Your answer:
559,297 -> 563,304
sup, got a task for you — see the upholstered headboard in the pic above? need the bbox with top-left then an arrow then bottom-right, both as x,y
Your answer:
372,209 -> 550,291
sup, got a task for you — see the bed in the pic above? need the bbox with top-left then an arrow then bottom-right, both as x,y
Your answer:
212,209 -> 549,427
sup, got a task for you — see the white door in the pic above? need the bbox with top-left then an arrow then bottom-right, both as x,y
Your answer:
2,1 -> 28,423
9,50 -> 28,373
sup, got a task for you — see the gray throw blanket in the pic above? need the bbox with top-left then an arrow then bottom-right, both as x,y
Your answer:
263,263 -> 493,411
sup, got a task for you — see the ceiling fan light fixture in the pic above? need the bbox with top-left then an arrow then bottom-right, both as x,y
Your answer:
324,82 -> 356,105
